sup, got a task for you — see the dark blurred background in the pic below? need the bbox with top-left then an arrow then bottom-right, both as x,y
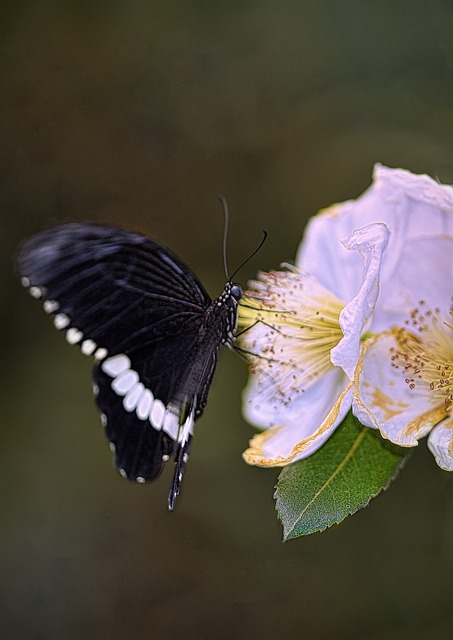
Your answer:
2,2 -> 453,639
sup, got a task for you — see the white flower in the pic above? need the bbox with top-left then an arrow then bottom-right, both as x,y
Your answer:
240,165 -> 453,468
299,164 -> 453,332
239,223 -> 389,466
353,237 -> 453,471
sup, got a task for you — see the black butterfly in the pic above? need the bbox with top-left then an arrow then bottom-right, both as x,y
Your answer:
17,223 -> 243,509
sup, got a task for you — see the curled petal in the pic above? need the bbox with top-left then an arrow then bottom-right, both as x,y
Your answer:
297,164 -> 453,304
428,418 -> 453,471
331,223 -> 389,379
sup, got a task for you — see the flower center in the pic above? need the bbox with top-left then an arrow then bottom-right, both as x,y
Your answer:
390,303 -> 453,409
238,268 -> 344,402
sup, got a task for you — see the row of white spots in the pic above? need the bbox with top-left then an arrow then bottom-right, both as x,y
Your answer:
58,316 -> 107,360
52,312 -> 107,360
100,354 -> 191,440
22,276 -> 108,361
21,276 -> 43,300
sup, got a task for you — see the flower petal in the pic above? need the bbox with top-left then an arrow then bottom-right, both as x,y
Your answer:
297,165 -> 453,305
428,417 -> 453,471
331,223 -> 389,379
373,237 -> 453,331
353,332 -> 448,446
243,369 -> 352,466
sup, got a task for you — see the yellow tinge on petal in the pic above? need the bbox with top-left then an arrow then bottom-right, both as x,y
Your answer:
354,305 -> 453,454
243,380 -> 352,467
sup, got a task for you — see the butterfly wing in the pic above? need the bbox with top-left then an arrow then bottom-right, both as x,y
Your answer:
17,223 -> 214,497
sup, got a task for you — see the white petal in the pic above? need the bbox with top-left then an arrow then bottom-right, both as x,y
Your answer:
428,418 -> 453,471
374,237 -> 453,330
297,165 -> 453,304
353,332 -> 443,446
331,222 -> 389,379
243,368 -> 351,466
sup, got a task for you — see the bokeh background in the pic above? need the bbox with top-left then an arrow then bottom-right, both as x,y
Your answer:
2,2 -> 453,639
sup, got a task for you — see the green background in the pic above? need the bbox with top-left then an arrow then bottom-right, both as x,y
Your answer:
2,2 -> 453,638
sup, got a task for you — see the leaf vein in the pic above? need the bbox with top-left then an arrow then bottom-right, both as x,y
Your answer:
286,427 -> 368,537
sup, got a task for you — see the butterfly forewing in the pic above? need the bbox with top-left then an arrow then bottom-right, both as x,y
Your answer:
18,224 -> 211,354
17,222 -> 241,508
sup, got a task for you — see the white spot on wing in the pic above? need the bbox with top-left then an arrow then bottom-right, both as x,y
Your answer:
178,410 -> 195,446
66,327 -> 83,345
94,347 -> 108,360
112,370 -> 139,395
162,409 -> 178,439
123,382 -> 144,412
100,413 -> 107,426
137,389 -> 154,420
43,300 -> 59,314
21,276 -> 30,287
81,339 -> 97,356
54,313 -> 70,330
29,286 -> 42,299
102,354 -> 131,377
150,399 -> 166,430
119,468 -> 127,478
136,476 -> 146,484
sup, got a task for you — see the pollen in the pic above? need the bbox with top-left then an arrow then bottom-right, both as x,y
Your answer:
238,268 -> 344,402
391,305 -> 453,409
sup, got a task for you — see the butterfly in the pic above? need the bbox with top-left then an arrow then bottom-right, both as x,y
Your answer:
17,222 -> 243,509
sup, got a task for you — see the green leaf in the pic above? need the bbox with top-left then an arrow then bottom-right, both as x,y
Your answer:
275,413 -> 410,540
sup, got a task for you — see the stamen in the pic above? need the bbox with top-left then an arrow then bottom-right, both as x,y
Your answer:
391,304 -> 453,409
238,268 -> 345,403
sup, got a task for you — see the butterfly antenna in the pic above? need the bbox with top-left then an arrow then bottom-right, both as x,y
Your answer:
218,195 -> 267,281
218,194 -> 230,280
229,230 -> 267,281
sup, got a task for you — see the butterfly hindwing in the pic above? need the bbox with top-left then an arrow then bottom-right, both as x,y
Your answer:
93,361 -> 177,482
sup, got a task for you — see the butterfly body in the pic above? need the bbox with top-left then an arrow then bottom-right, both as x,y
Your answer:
17,223 -> 242,509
